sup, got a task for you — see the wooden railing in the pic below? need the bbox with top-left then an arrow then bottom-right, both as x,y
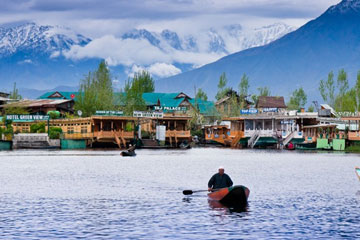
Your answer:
94,131 -> 134,139
63,132 -> 94,139
165,130 -> 191,138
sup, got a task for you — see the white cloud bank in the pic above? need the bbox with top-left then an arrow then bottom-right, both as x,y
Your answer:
128,63 -> 182,78
63,34 -> 223,67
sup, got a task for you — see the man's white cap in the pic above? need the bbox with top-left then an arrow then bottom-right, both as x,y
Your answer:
218,166 -> 224,169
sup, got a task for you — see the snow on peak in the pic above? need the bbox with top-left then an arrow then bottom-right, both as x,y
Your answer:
0,22 -> 91,56
327,0 -> 360,14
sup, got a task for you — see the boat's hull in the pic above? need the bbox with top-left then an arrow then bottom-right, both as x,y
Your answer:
121,151 -> 136,157
208,185 -> 250,208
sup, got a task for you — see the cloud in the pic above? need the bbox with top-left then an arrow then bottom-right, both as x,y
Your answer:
63,34 -> 224,67
127,63 -> 181,78
148,63 -> 182,78
17,59 -> 33,64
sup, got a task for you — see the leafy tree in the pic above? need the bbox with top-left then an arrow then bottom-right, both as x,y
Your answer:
132,70 -> 155,93
308,105 -> 315,112
238,74 -> 249,98
195,88 -> 208,101
319,71 -> 335,107
287,87 -> 307,110
334,69 -> 350,112
215,72 -> 230,101
121,70 -> 155,115
355,71 -> 360,111
75,61 -> 114,117
251,86 -> 271,106
3,106 -> 29,115
229,93 -> 241,117
9,82 -> 22,100
337,69 -> 349,97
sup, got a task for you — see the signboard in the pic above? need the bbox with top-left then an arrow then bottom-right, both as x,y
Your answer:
95,110 -> 123,116
281,120 -> 295,124
153,106 -> 187,112
6,115 -> 50,121
240,109 -> 258,115
263,108 -> 278,113
133,111 -> 163,118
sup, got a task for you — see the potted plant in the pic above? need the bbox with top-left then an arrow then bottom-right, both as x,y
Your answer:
318,127 -> 323,138
335,128 -> 340,139
326,127 -> 330,139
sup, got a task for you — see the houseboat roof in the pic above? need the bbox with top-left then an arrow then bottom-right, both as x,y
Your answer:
0,99 -> 73,108
224,113 -> 318,121
256,96 -> 287,108
91,116 -> 138,121
302,124 -> 337,129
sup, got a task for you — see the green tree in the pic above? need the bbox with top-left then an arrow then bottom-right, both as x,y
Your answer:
229,93 -> 241,117
195,88 -> 208,101
308,105 -> 315,112
9,82 -> 22,100
251,86 -> 271,106
75,61 -> 114,117
334,69 -> 350,112
238,74 -> 249,97
355,71 -> 360,111
215,72 -> 230,101
319,71 -> 335,107
3,106 -> 29,115
121,70 -> 155,115
287,87 -> 307,110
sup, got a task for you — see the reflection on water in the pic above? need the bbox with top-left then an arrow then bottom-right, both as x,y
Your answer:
0,148 -> 360,239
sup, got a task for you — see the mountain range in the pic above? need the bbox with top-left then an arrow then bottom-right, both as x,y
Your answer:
0,22 -> 295,98
157,0 -> 360,101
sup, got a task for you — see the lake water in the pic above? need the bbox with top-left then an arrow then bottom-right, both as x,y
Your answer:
0,148 -> 360,239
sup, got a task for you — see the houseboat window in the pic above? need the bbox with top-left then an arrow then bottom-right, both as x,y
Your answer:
264,120 -> 272,130
255,120 -> 262,130
245,120 -> 254,130
81,127 -> 87,133
67,127 -> 74,134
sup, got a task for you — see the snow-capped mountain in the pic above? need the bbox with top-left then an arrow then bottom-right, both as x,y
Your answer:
0,22 -> 90,57
157,0 -> 360,101
120,23 -> 295,56
0,21 -> 295,95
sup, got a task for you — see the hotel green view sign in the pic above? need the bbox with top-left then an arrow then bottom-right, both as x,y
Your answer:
95,110 -> 124,116
6,115 -> 50,121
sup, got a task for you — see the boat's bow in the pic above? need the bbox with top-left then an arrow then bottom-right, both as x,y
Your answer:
208,185 -> 250,208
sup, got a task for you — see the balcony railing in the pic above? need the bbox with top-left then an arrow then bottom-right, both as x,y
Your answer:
165,130 -> 191,138
94,131 -> 134,139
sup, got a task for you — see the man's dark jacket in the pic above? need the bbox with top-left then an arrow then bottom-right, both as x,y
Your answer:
208,173 -> 233,189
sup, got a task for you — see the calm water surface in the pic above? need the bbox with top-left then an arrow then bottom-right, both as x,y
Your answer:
0,148 -> 360,239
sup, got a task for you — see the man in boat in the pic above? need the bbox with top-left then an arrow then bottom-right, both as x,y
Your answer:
127,144 -> 135,153
208,166 -> 233,191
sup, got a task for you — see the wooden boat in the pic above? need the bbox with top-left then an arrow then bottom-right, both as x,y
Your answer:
121,151 -> 136,157
356,167 -> 360,181
208,185 -> 250,208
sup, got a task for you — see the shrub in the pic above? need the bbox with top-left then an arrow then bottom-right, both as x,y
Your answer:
125,122 -> 134,132
49,127 -> 62,139
30,122 -> 46,133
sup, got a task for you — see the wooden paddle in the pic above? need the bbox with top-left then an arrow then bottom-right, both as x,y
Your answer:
183,189 -> 218,195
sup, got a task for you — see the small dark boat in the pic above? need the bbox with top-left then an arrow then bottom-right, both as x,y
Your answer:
121,151 -> 136,157
208,185 -> 250,208
179,142 -> 191,149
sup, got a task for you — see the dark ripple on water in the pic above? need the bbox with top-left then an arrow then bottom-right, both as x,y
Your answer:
0,149 -> 360,239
